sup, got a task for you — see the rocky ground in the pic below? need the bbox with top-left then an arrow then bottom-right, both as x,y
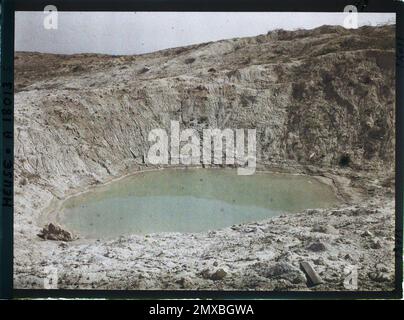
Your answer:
14,25 -> 396,291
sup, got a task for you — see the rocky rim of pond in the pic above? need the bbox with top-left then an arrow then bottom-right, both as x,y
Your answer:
14,25 -> 396,291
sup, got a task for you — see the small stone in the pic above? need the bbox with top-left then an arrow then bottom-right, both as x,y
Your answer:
311,224 -> 338,234
210,269 -> 227,281
244,227 -> 257,233
376,264 -> 389,273
184,57 -> 196,64
344,253 -> 353,261
177,277 -> 193,288
369,272 -> 390,282
307,241 -> 327,252
200,268 -> 211,279
370,239 -> 382,249
139,66 -> 150,73
253,262 -> 306,284
361,230 -> 373,237
328,254 -> 338,261
201,268 -> 227,281
300,261 -> 323,286
313,257 -> 325,265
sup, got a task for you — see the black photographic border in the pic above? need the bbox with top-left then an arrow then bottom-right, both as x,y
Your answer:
1,0 -> 403,300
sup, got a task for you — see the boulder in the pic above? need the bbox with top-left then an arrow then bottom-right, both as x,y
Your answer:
37,223 -> 75,241
299,261 -> 323,287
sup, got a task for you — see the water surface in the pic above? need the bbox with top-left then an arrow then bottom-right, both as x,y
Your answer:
59,169 -> 340,238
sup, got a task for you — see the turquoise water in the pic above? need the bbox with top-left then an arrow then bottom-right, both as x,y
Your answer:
59,169 -> 340,238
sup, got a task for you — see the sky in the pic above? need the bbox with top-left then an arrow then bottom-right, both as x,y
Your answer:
15,12 -> 395,55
